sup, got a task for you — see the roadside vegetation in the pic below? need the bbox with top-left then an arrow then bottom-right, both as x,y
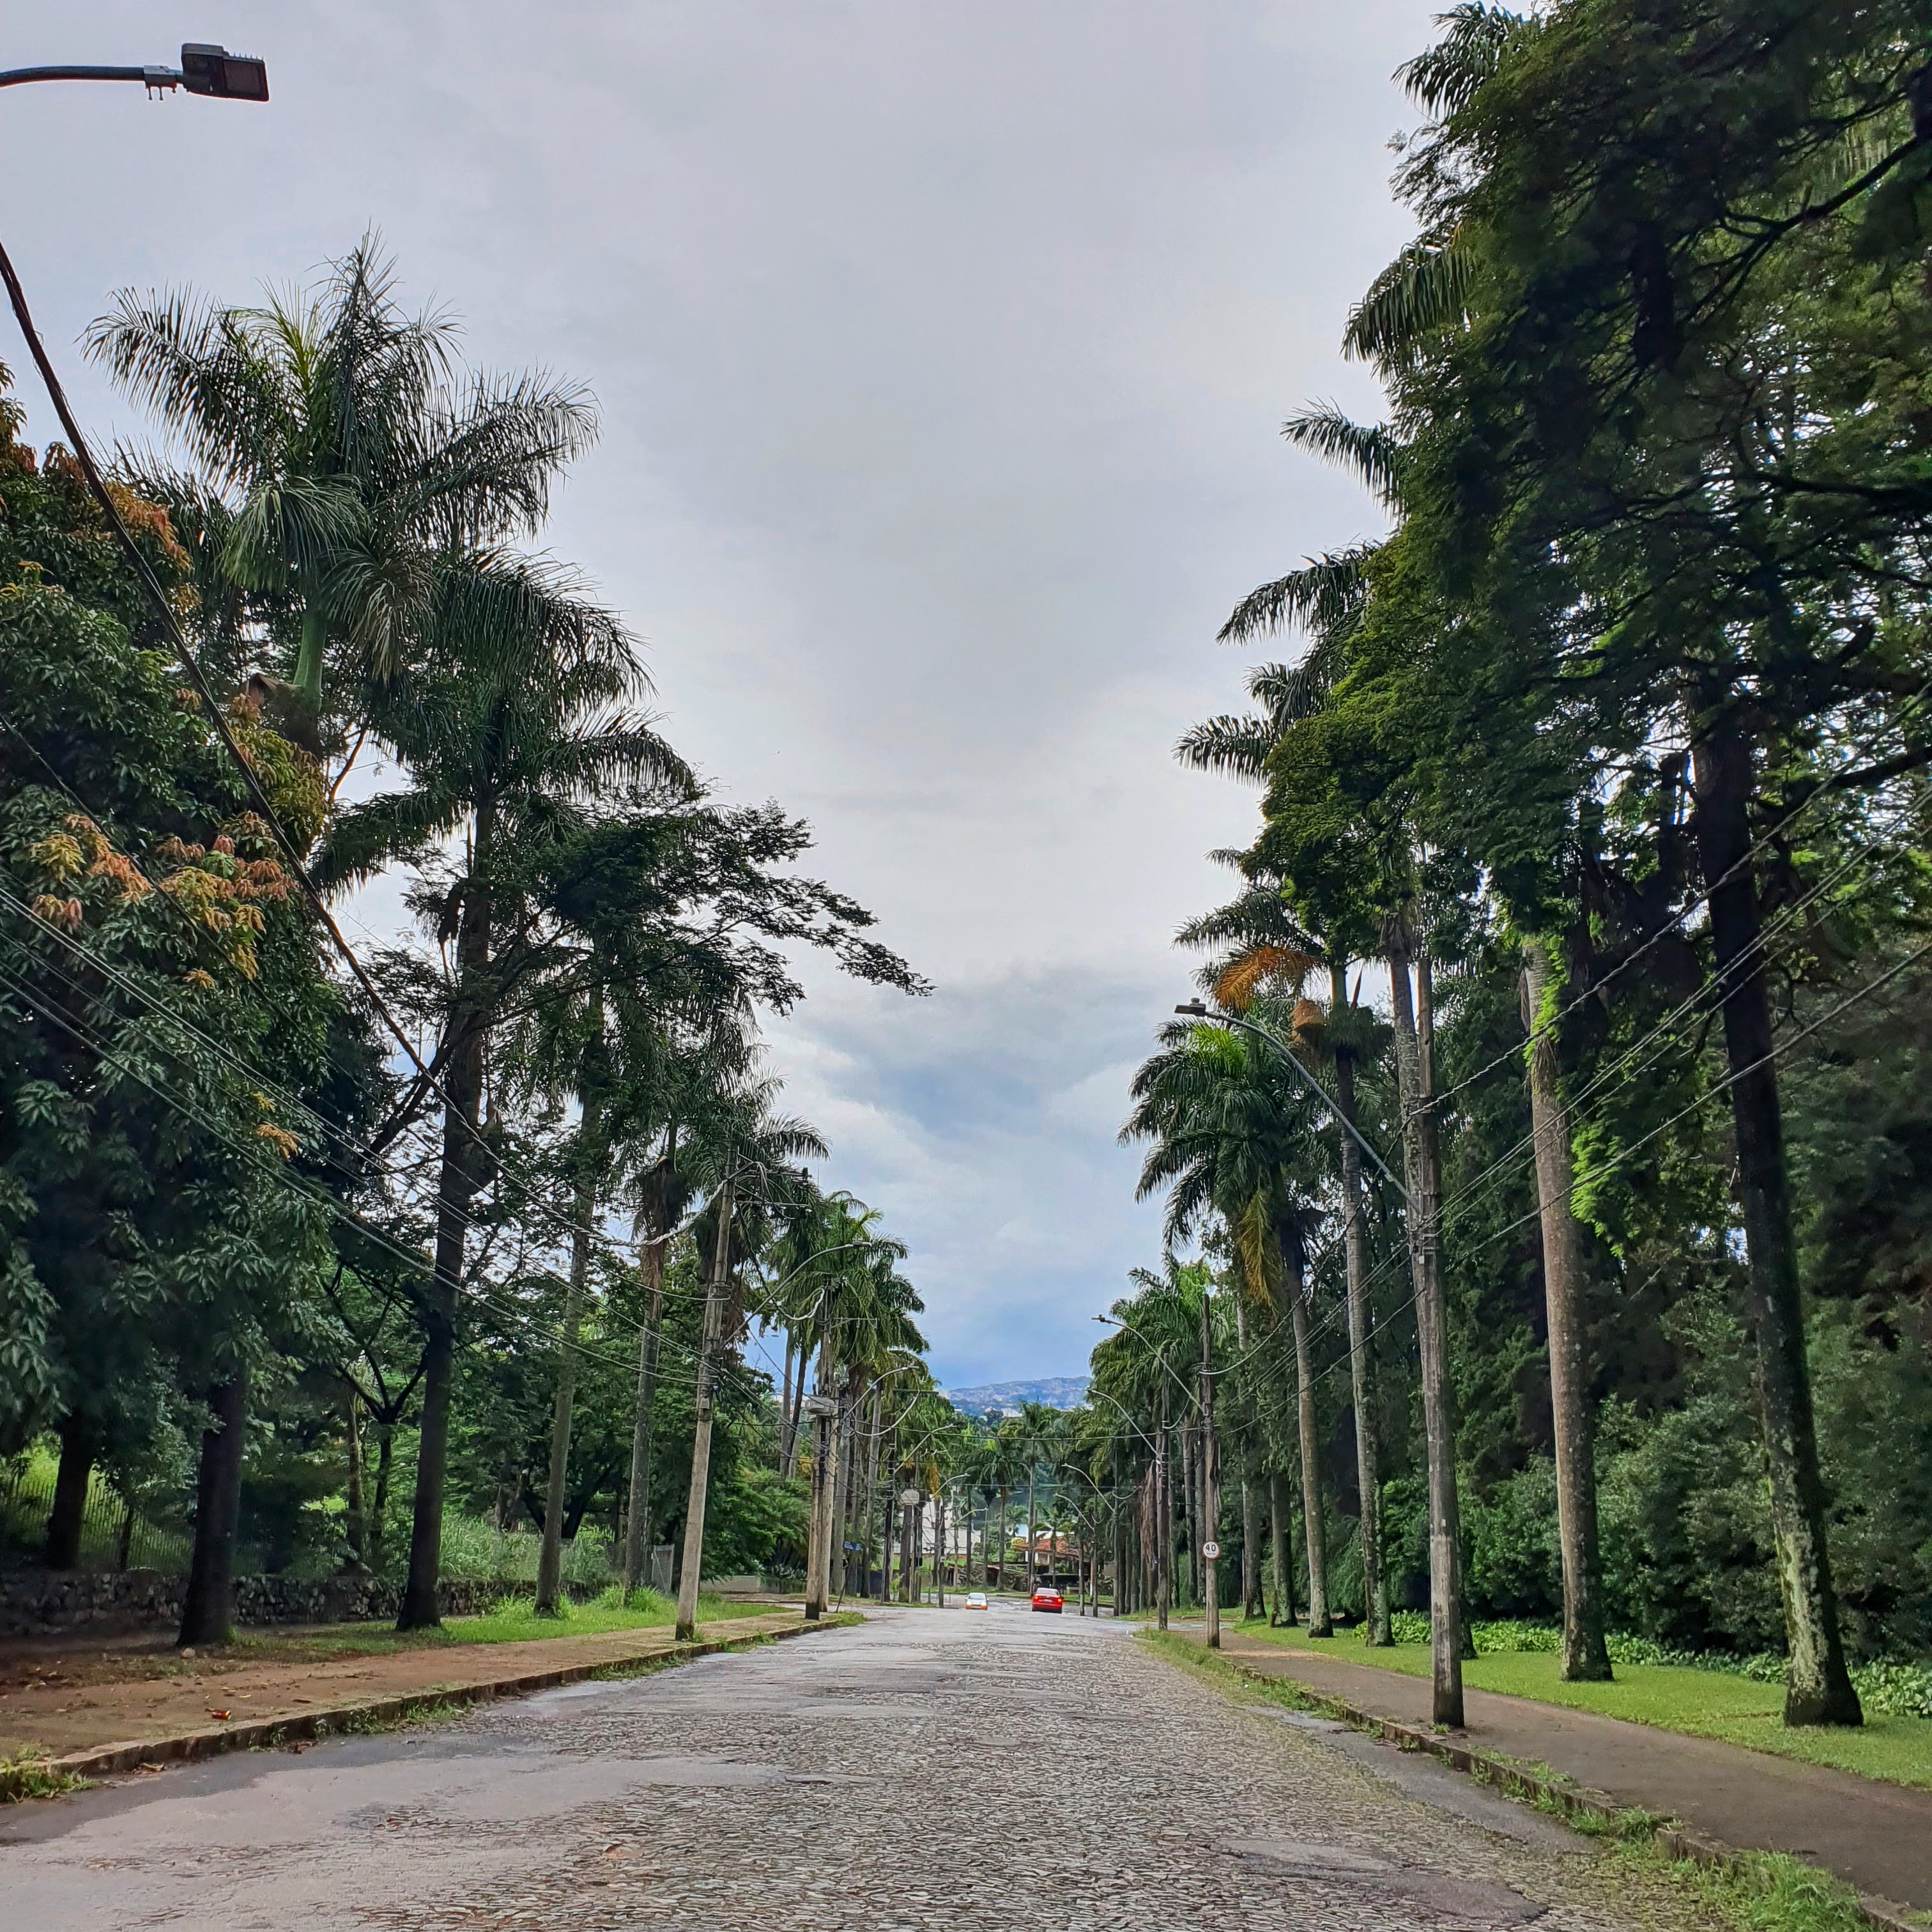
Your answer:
0,243 -> 958,1648
1027,1 -> 1932,1782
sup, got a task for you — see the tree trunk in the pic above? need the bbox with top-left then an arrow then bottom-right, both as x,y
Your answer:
370,1424 -> 394,1575
833,1381 -> 858,1595
933,1492 -> 946,1606
537,1083 -> 603,1616
621,1236 -> 665,1598
178,1372 -> 246,1647
1025,1471 -> 1037,1594
1269,1469 -> 1294,1627
344,1390 -> 366,1573
43,1413 -> 93,1570
1331,962 -> 1389,1646
779,1331 -> 797,1476
399,797 -> 495,1631
995,1486 -> 1008,1592
1239,1456 -> 1261,1621
1387,929 -> 1465,1726
864,1390 -> 883,1593
1521,944 -> 1613,1682
1156,1392 -> 1172,1632
804,1333 -> 836,1620
1201,1291 -> 1220,1649
675,1169 -> 735,1642
1692,709 -> 1861,1726
1288,1292 -> 1331,1636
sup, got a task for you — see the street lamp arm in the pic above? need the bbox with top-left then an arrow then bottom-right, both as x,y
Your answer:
0,66 -> 157,89
1175,1000 -> 1409,1202
0,45 -> 267,100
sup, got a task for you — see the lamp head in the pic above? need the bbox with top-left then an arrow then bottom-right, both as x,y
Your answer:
1174,1000 -> 1208,1018
180,43 -> 269,100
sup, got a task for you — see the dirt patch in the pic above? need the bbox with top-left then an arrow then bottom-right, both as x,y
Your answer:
0,1612 -> 804,1761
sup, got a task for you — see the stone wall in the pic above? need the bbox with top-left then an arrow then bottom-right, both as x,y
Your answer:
0,1568 -> 597,1639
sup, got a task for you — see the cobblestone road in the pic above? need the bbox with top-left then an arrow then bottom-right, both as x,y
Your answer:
3,1604 -> 1716,1930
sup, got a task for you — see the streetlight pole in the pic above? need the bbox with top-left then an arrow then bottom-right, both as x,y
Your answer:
0,45 -> 268,98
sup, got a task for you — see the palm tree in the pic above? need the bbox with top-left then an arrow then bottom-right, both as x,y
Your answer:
1015,1399 -> 1064,1594
316,571 -> 688,1630
1121,1011 -> 1339,1634
88,238 -> 598,749
1093,1257 -> 1208,1627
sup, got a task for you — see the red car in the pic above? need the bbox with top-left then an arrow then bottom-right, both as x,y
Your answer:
1031,1586 -> 1064,1613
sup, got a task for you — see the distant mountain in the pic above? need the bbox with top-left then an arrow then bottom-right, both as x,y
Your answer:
941,1377 -> 1091,1417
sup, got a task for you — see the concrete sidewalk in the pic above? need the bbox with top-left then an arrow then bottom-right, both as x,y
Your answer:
1171,1626 -> 1931,1915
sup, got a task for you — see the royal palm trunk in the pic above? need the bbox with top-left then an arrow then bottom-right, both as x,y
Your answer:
537,1081 -> 602,1616
1520,942 -> 1612,1682
620,1236 -> 665,1598
675,1171 -> 735,1641
1331,962 -> 1388,1645
399,795 -> 495,1631
1287,1287 -> 1331,1636
1387,929 -> 1464,1726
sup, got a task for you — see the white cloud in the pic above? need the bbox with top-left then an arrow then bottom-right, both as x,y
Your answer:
2,0 -> 1434,1384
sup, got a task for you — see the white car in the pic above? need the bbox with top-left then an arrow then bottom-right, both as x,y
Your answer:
963,1591 -> 988,1609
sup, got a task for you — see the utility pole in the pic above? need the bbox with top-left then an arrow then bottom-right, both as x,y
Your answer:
1200,1285 -> 1220,1650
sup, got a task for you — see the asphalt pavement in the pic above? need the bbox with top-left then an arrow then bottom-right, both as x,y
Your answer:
1,1602 -> 1722,1930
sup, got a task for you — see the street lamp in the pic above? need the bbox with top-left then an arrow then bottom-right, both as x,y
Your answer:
0,44 -> 269,99
1174,999 -> 1407,1199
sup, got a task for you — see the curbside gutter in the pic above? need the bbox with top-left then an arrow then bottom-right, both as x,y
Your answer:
10,1614 -> 854,1797
1170,1643 -> 1920,1932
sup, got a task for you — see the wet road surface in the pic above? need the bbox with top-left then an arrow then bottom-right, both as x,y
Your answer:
2,1603 -> 1715,1930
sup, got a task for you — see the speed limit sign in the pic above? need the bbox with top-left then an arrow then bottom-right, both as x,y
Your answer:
1201,1540 -> 1221,1560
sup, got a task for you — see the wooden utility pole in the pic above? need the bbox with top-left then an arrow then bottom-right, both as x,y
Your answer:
674,1167 -> 735,1643
1521,942 -> 1612,1681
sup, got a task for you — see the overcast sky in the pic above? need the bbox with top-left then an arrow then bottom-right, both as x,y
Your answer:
3,2 -> 1432,1388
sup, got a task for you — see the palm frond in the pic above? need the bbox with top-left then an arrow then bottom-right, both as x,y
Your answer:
1218,546 -> 1372,646
1213,942 -> 1319,1011
1175,715 -> 1275,781
1279,410 -> 1403,507
1343,240 -> 1475,365
1396,3 -> 1519,119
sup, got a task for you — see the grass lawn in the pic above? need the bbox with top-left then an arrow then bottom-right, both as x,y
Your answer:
276,1590 -> 776,1658
1232,1618 -> 1932,1791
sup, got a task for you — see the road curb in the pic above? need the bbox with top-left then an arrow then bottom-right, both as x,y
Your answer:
1166,1640 -> 1920,1932
9,1613 -> 848,1797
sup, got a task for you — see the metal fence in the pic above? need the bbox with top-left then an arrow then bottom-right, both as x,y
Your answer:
0,1457 -> 192,1575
